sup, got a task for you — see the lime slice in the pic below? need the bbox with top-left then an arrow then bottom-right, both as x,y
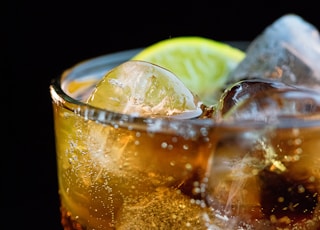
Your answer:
132,36 -> 245,105
87,60 -> 202,119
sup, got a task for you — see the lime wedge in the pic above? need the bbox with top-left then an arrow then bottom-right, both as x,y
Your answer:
132,36 -> 245,105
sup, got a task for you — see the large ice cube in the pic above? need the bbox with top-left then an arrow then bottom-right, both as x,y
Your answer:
227,14 -> 320,91
216,79 -> 320,122
87,60 -> 202,119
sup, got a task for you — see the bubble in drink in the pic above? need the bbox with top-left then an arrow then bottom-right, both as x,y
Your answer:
116,187 -> 220,229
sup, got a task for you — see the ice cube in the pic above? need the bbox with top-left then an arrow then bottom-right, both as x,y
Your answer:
87,60 -> 202,119
217,79 -> 292,117
227,14 -> 320,91
216,79 -> 320,122
205,115 -> 320,228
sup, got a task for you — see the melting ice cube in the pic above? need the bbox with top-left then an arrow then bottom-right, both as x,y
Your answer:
216,79 -> 320,122
87,60 -> 202,119
227,14 -> 320,91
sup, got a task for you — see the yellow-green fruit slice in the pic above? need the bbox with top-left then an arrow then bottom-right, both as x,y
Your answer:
132,36 -> 245,105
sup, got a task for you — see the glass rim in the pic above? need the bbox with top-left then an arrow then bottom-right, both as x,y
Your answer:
49,46 -> 320,133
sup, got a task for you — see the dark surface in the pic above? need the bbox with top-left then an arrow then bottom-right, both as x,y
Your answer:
6,3 -> 320,229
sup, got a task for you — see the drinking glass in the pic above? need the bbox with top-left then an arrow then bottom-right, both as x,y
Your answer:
50,48 -> 320,229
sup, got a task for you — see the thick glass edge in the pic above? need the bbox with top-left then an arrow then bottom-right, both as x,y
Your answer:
50,76 -> 216,137
49,44 -> 320,132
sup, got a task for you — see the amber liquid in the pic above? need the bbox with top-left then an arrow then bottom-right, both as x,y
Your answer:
53,100 -> 216,229
207,125 -> 320,229
61,206 -> 85,230
52,79 -> 320,230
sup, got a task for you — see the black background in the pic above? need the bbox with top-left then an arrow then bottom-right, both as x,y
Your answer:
6,3 -> 320,230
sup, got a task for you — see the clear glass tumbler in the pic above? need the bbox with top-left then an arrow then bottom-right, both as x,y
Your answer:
50,49 -> 320,230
